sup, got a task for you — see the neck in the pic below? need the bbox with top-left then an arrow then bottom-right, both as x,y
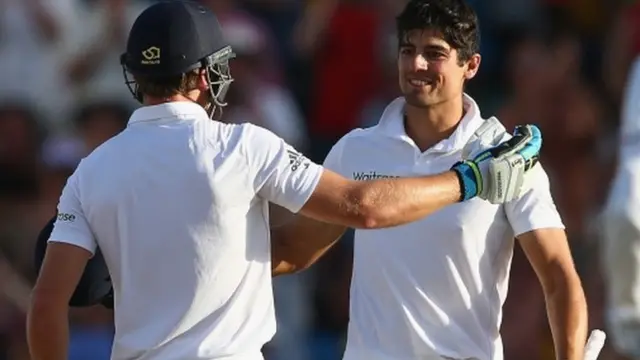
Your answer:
404,94 -> 465,152
143,93 -> 198,106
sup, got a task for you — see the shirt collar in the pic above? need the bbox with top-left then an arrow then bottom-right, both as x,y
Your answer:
376,93 -> 484,152
128,101 -> 209,125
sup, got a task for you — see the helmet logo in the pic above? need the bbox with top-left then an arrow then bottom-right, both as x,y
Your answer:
141,46 -> 161,64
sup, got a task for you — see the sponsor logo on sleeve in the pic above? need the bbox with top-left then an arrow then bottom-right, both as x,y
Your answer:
57,213 -> 76,222
287,149 -> 310,172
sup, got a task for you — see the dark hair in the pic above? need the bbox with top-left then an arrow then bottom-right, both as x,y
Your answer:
133,69 -> 201,99
396,0 -> 480,64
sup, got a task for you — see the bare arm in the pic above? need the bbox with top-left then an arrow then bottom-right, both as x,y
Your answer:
271,214 -> 346,276
269,203 -> 345,276
269,168 -> 461,275
269,169 -> 460,275
518,228 -> 588,360
299,169 -> 461,229
27,242 -> 91,360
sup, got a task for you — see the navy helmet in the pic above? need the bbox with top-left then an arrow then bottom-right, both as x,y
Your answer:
120,0 -> 235,117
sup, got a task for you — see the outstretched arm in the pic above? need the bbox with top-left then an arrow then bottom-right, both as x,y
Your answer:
269,170 -> 460,276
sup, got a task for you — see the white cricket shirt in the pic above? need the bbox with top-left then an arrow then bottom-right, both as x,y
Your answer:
49,102 -> 323,360
606,55 -> 640,218
325,95 -> 564,360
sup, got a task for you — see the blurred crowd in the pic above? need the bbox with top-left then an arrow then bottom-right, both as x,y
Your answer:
0,0 -> 638,359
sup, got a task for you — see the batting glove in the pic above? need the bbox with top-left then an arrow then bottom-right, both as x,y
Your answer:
451,124 -> 542,204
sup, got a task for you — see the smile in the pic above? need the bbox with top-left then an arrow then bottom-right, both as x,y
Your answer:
407,79 -> 432,87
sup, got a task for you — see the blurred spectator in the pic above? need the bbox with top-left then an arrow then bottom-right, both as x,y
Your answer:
0,0 -> 77,128
358,32 -> 401,128
603,2 -> 640,108
0,103 -> 49,360
601,54 -> 640,360
242,0 -> 305,96
220,14 -> 309,151
294,0 -> 382,162
72,101 -> 131,154
61,0 -> 145,117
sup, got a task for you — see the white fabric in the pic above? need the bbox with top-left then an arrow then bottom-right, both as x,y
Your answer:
600,55 -> 640,358
49,101 -> 323,360
324,94 -> 564,360
619,56 -> 640,162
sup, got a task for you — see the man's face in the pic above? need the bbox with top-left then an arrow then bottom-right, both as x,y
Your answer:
397,29 -> 475,108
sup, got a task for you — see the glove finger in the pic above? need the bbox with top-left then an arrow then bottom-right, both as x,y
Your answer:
524,155 -> 539,171
489,130 -> 531,158
514,125 -> 542,161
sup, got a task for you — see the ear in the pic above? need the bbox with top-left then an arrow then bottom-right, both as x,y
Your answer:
197,69 -> 209,90
464,54 -> 481,80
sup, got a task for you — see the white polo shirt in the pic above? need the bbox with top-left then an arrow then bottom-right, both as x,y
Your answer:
325,95 -> 564,360
49,102 -> 323,360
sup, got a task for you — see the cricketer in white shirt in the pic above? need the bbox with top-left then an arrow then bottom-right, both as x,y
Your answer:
601,54 -> 640,358
47,102 -> 324,359
323,95 -> 566,360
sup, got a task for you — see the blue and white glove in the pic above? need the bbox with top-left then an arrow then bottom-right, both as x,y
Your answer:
451,124 -> 542,204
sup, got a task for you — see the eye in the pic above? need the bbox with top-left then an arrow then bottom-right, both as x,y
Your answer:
425,51 -> 445,60
399,47 -> 414,56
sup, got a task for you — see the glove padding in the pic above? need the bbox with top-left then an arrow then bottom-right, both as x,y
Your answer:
452,124 -> 541,204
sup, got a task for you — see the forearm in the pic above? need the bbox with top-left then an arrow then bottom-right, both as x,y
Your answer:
545,275 -> 588,360
349,171 -> 461,228
27,303 -> 69,360
271,215 -> 346,276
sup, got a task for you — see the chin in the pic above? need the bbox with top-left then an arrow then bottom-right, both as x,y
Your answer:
403,93 -> 438,108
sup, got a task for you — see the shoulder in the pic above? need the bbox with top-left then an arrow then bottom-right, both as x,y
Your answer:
73,134 -> 122,173
325,127 -> 376,159
323,127 -> 384,173
233,123 -> 285,151
461,116 -> 511,158
332,127 -> 380,151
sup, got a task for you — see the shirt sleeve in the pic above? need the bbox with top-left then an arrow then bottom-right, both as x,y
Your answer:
246,124 -> 324,213
504,163 -> 565,237
49,169 -> 97,255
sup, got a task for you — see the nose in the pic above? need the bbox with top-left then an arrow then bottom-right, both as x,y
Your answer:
411,53 -> 428,71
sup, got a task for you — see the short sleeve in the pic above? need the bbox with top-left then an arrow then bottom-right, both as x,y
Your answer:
246,124 -> 323,213
504,164 -> 565,237
49,169 -> 97,255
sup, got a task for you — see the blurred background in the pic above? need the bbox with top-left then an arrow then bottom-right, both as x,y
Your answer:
0,0 -> 637,359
